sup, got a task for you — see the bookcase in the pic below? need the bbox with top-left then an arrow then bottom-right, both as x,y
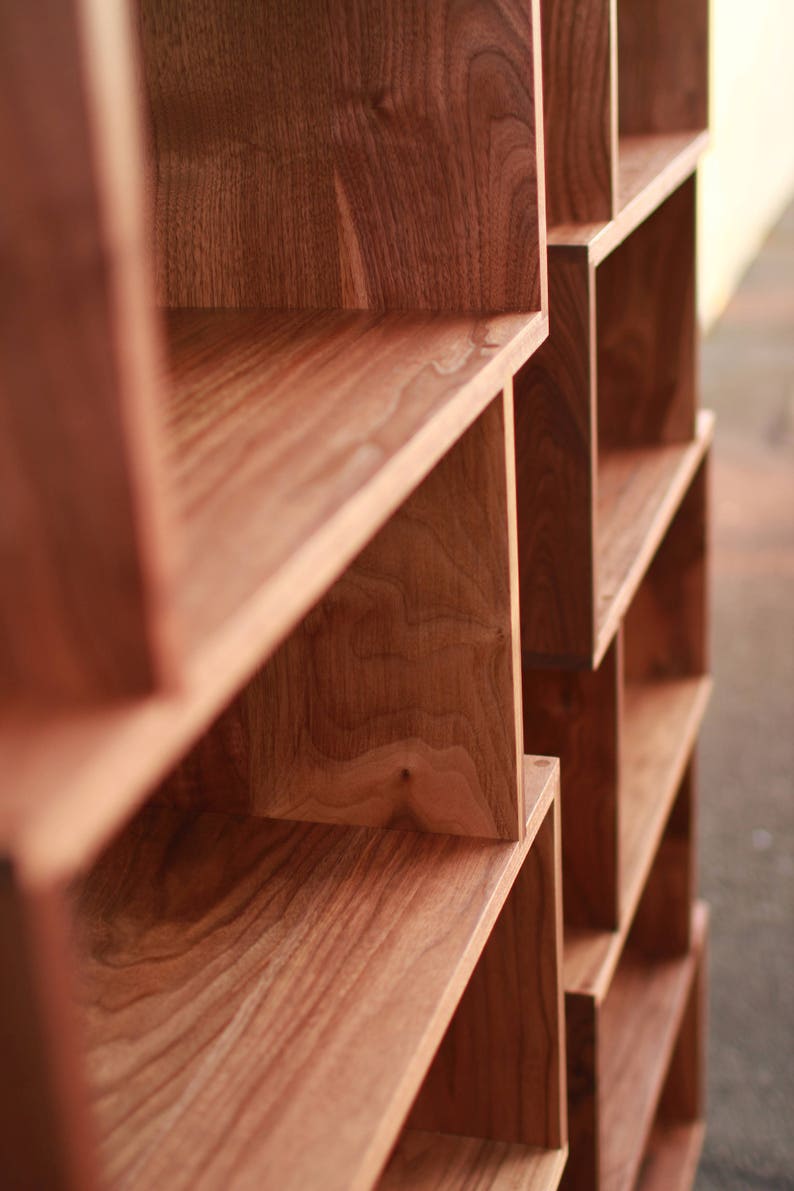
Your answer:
0,1 -> 711,1189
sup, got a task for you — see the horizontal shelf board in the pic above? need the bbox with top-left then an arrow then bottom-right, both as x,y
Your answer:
167,308 -> 546,662
76,757 -> 558,1191
636,1120 -> 705,1191
548,131 -> 708,264
379,1131 -> 568,1190
0,308 -> 547,883
598,904 -> 707,1191
594,410 -> 714,668
563,676 -> 710,1000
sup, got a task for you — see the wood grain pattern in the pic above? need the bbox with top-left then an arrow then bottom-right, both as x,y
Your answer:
0,0 -> 174,699
380,1131 -> 568,1191
74,761 -> 559,1191
597,905 -> 707,1191
597,178 -> 697,450
541,0 -> 616,225
618,0 -> 708,137
162,394 -> 523,839
515,257 -> 596,661
0,865 -> 97,1190
560,994 -> 599,1191
548,131 -> 707,259
623,457 -> 708,682
595,412 -> 713,667
630,766 -> 695,960
141,0 -> 542,312
0,308 -> 549,883
409,797 -> 566,1147
522,638 -> 619,929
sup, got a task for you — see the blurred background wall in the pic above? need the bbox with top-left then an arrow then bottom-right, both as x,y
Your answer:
698,0 -> 794,328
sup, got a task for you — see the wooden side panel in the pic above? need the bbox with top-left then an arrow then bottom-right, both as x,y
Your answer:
515,255 -> 596,662
631,764 -> 696,958
596,178 -> 697,451
541,0 -> 616,224
0,865 -> 96,1189
0,0 -> 174,700
624,458 -> 707,681
618,0 -> 709,135
408,798 -> 567,1149
162,395 -> 524,839
141,0 -> 542,312
562,993 -> 599,1191
523,638 -> 620,930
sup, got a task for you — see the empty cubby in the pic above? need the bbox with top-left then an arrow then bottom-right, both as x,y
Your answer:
541,0 -> 708,227
515,178 -> 710,667
563,898 -> 708,1191
521,454 -> 710,929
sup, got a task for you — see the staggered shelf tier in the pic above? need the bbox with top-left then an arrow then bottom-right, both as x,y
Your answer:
1,0 -> 714,1188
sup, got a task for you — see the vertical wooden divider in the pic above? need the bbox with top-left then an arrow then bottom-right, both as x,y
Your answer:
0,0 -> 175,701
162,390 -> 525,840
515,254 -> 597,662
407,797 -> 567,1150
522,637 -> 620,930
631,765 -> 696,958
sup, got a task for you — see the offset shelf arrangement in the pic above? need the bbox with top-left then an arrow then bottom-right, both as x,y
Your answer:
2,0 -> 714,1189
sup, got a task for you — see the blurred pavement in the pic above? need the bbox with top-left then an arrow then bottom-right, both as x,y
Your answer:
696,202 -> 794,1189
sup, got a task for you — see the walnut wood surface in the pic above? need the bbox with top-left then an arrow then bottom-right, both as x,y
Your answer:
595,413 -> 713,666
597,905 -> 707,1191
548,131 -> 707,258
522,639 -> 619,929
630,765 -> 695,960
0,308 -> 548,882
163,395 -> 524,839
409,797 -> 566,1148
541,0 -> 616,225
618,0 -> 708,137
597,179 -> 696,450
141,0 -> 542,312
514,259 -> 596,661
74,760 -> 558,1191
380,1131 -> 568,1190
0,0 -> 174,699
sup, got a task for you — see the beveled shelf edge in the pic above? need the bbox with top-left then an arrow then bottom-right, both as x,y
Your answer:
636,1120 -> 705,1191
379,1131 -> 568,1190
593,410 -> 714,670
548,130 -> 709,265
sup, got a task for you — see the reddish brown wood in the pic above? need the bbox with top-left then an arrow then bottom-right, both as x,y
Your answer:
0,0 -> 175,700
618,0 -> 709,137
630,766 -> 695,959
141,0 -> 543,312
522,638 -> 620,929
409,798 -> 566,1149
597,178 -> 697,450
161,394 -> 524,839
541,0 -> 616,225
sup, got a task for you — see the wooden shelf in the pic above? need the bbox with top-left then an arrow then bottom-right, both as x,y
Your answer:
594,411 -> 713,667
380,1131 -> 568,1190
636,1121 -> 705,1191
167,308 -> 546,664
73,758 -> 557,1191
598,905 -> 707,1191
548,131 -> 709,262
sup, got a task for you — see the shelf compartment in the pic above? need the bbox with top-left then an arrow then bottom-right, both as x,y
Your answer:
515,166 -> 710,668
522,451 -> 710,932
50,759 -> 561,1191
563,903 -> 707,1191
541,0 -> 708,228
635,1122 -> 705,1191
379,788 -> 567,1188
380,1131 -> 568,1190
